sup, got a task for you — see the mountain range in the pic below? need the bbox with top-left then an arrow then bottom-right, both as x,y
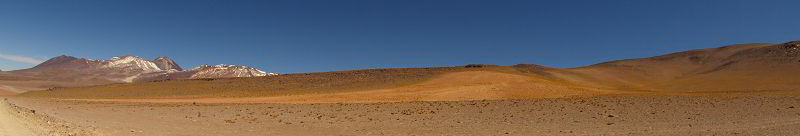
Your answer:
15,41 -> 800,101
5,41 -> 800,97
0,55 -> 277,92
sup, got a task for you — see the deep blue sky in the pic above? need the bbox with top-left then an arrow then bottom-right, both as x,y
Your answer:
1,0 -> 799,73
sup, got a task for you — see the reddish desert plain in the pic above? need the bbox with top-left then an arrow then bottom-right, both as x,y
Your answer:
3,42 -> 800,135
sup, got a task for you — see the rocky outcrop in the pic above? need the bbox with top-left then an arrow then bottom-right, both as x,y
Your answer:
153,56 -> 183,71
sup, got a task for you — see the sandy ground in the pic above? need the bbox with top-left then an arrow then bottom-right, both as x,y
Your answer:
0,98 -> 98,136
0,100 -> 36,136
9,68 -> 800,136
0,91 -> 16,96
59,71 -> 623,104
5,95 -> 800,136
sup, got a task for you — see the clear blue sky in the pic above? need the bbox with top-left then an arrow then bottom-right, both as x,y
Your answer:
1,0 -> 799,73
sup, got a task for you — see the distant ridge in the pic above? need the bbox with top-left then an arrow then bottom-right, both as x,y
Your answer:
12,55 -> 277,83
559,41 -> 800,91
10,41 -> 800,96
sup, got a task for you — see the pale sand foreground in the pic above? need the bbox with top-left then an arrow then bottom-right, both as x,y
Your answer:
0,98 -> 95,136
6,95 -> 800,136
0,100 -> 36,136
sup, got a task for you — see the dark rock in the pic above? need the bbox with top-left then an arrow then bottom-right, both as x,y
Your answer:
512,64 -> 544,67
464,64 -> 498,68
783,41 -> 800,49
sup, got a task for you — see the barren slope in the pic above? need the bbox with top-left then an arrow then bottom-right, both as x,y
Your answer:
0,100 -> 36,135
7,96 -> 800,136
26,66 -> 615,103
18,41 -> 800,103
75,70 -> 622,103
549,42 -> 800,92
22,67 -> 465,99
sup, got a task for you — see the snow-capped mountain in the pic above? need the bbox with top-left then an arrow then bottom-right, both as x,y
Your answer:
153,56 -> 183,71
188,64 -> 278,78
22,55 -> 183,82
32,55 -> 182,72
18,55 -> 276,83
103,56 -> 169,72
133,64 -> 278,82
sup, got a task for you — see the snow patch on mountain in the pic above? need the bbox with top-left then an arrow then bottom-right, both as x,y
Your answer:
102,56 -> 163,72
30,55 -> 278,83
153,56 -> 183,71
187,64 -> 278,79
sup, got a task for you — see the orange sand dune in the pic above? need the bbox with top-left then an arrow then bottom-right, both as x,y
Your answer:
73,71 -> 625,103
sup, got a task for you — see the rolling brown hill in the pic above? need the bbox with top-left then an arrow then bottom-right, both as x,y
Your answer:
556,41 -> 800,92
0,55 -> 278,94
19,41 -> 800,103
